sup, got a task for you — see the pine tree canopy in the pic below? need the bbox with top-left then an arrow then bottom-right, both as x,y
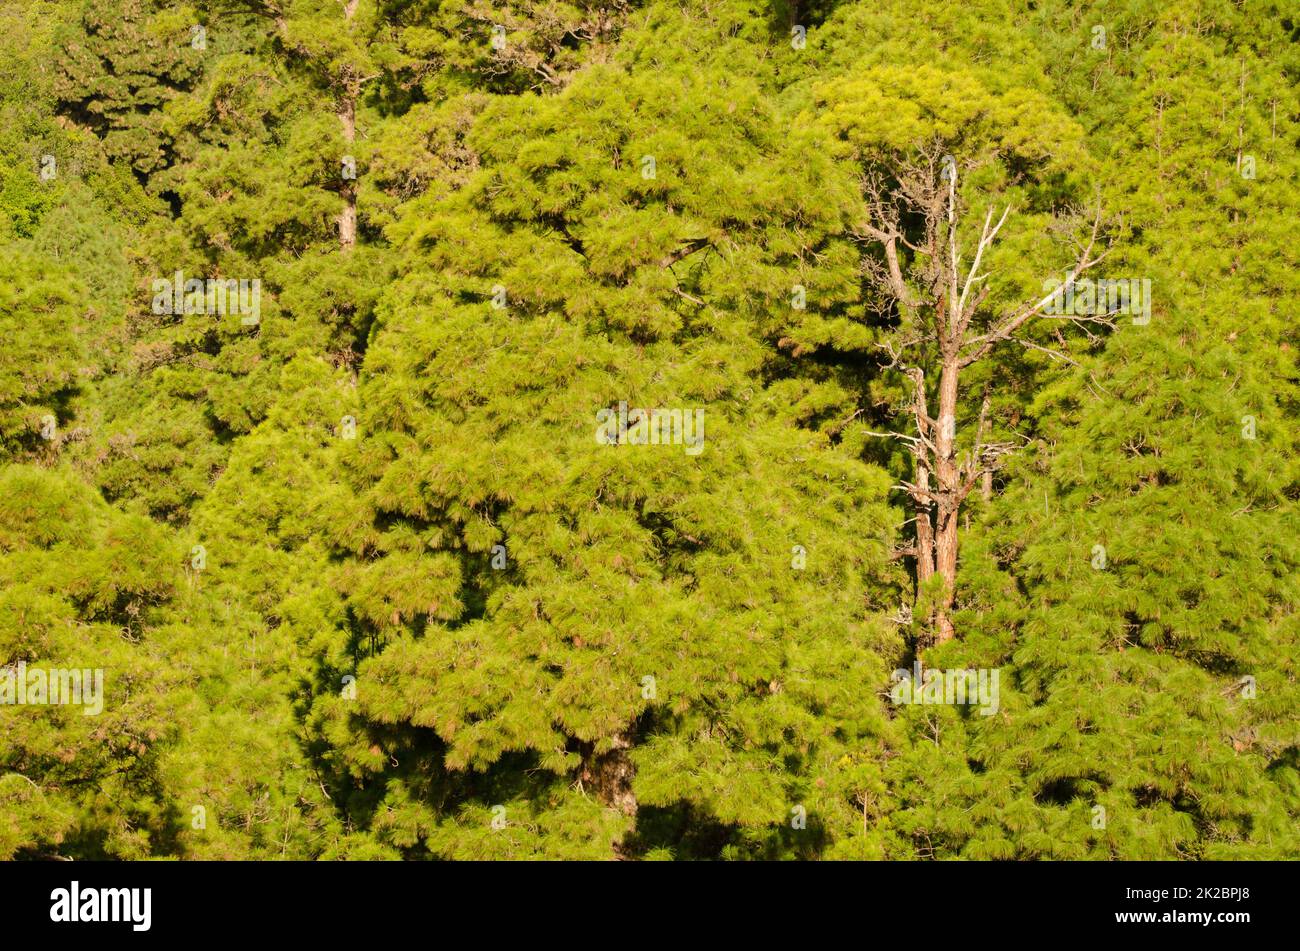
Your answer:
0,0 -> 1296,861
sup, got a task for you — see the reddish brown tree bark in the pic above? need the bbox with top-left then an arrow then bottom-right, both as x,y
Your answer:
337,0 -> 360,252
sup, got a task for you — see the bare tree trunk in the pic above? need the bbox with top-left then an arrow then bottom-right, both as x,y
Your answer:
932,358 -> 960,642
906,367 -> 937,586
338,95 -> 356,251
914,468 -> 936,584
580,733 -> 637,818
338,0 -> 359,252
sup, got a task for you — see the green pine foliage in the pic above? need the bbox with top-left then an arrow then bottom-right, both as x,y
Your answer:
0,0 -> 1296,860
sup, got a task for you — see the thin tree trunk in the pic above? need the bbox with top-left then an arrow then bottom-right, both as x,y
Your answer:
338,95 -> 356,251
932,357 -> 961,642
908,367 -> 937,587
338,0 -> 359,252
914,447 -> 936,584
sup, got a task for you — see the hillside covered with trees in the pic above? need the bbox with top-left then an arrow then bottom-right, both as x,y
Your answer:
1,0 -> 1297,860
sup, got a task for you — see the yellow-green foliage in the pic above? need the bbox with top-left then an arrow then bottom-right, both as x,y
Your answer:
0,0 -> 1296,860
